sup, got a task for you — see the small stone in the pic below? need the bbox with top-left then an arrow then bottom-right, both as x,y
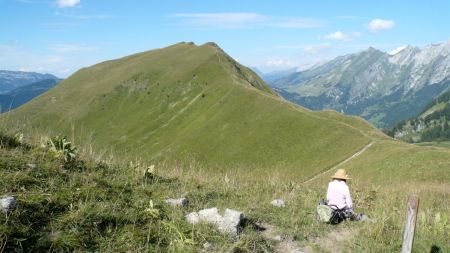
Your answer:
165,198 -> 188,207
25,163 -> 37,170
203,242 -> 212,249
1,196 -> 17,213
291,249 -> 305,253
271,199 -> 285,208
273,235 -> 282,241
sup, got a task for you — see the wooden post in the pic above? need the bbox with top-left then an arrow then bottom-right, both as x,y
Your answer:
401,195 -> 420,253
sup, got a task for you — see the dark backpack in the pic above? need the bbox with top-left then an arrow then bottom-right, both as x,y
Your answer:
329,205 -> 346,224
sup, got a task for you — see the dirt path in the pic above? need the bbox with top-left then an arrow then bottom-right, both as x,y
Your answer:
262,224 -> 358,253
302,140 -> 376,184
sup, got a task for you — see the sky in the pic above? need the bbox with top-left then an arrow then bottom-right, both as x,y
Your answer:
1,0 -> 450,77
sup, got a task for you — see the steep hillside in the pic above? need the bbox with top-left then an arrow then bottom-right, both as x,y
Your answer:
0,70 -> 58,94
272,41 -> 450,128
0,78 -> 61,113
389,89 -> 450,142
2,42 -> 379,178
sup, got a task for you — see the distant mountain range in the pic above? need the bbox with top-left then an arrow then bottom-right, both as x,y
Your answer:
0,70 -> 58,94
0,78 -> 61,113
253,68 -> 298,85
271,41 -> 450,129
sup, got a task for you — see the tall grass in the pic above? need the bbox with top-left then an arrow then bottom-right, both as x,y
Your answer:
1,130 -> 449,252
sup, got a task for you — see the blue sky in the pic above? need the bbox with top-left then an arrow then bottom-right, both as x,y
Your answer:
1,0 -> 449,77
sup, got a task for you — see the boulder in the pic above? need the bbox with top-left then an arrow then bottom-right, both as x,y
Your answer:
165,198 -> 188,207
1,196 -> 17,213
271,199 -> 285,208
185,207 -> 244,235
219,208 -> 244,235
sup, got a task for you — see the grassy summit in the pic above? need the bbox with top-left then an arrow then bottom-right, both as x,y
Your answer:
2,42 -> 378,179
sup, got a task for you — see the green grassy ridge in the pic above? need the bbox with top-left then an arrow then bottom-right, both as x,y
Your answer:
2,42 -> 376,178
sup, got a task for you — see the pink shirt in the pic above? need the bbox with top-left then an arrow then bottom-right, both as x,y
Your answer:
326,180 -> 353,209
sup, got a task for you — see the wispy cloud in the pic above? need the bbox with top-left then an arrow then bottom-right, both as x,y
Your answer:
264,59 -> 296,68
49,44 -> 96,53
54,11 -> 114,20
57,0 -> 80,8
170,12 -> 265,29
368,19 -> 395,32
322,31 -> 361,41
303,44 -> 332,54
0,42 -> 98,77
170,12 -> 323,29
269,18 -> 323,28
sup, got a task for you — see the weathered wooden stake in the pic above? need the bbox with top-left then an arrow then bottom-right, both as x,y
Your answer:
401,195 -> 420,253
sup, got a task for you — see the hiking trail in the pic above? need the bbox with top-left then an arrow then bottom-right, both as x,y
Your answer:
302,140 -> 376,184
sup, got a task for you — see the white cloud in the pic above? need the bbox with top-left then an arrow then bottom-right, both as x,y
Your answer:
322,31 -> 361,41
303,44 -> 332,54
264,59 -> 296,68
368,19 -> 395,32
57,0 -> 80,8
170,12 -> 323,29
324,31 -> 349,41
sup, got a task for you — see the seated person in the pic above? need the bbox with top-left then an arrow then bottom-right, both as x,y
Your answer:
326,168 -> 362,221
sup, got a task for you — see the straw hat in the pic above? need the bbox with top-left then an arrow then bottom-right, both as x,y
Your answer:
331,168 -> 351,180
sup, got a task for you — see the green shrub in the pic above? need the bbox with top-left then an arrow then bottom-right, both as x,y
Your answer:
46,136 -> 77,163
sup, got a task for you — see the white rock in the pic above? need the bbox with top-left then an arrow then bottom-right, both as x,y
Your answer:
185,207 -> 244,235
1,196 -> 17,213
165,198 -> 188,207
219,208 -> 244,235
291,249 -> 305,253
186,212 -> 200,224
273,235 -> 282,241
271,199 -> 285,208
198,208 -> 222,225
